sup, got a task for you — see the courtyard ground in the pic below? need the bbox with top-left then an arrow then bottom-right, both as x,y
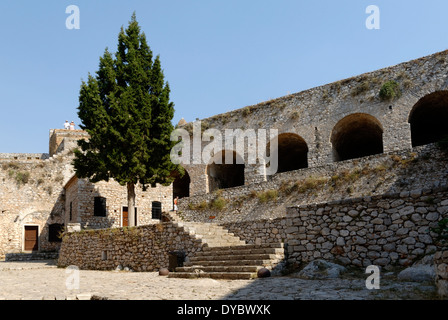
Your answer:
0,260 -> 440,300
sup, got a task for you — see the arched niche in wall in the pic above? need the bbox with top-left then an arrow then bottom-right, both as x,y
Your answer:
408,91 -> 448,147
331,113 -> 384,162
170,169 -> 191,199
267,133 -> 309,174
206,150 -> 245,193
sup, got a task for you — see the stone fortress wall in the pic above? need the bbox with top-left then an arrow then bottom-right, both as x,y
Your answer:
177,49 -> 448,196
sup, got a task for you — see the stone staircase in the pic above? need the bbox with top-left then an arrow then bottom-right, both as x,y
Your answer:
173,221 -> 247,248
165,211 -> 246,248
165,212 -> 286,279
168,243 -> 285,279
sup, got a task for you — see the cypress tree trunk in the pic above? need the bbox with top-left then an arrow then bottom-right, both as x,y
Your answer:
127,182 -> 136,227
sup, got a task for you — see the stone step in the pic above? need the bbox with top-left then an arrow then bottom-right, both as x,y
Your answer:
5,252 -> 59,261
192,233 -> 243,241
184,259 -> 274,267
202,243 -> 284,252
205,239 -> 245,246
202,242 -> 246,248
184,228 -> 238,235
168,272 -> 257,280
194,247 -> 284,257
189,253 -> 277,262
185,229 -> 240,238
176,265 -> 262,273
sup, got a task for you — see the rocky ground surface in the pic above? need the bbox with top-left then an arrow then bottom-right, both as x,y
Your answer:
0,260 -> 442,300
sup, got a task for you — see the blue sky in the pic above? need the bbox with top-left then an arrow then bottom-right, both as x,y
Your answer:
0,0 -> 447,153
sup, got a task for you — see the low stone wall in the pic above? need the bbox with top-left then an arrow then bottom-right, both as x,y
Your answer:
222,188 -> 448,269
57,222 -> 203,272
0,153 -> 49,161
435,248 -> 448,298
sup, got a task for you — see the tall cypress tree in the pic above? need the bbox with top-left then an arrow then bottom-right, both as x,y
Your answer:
73,13 -> 179,226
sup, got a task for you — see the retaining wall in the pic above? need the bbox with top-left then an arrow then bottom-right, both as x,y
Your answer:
222,188 -> 447,269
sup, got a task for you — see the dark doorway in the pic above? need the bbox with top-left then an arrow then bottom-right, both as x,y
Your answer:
269,133 -> 309,173
171,170 -> 190,199
331,113 -> 384,162
207,150 -> 245,193
409,91 -> 448,147
48,224 -> 64,243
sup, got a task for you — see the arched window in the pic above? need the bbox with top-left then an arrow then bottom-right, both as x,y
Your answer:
331,113 -> 384,162
409,91 -> 448,147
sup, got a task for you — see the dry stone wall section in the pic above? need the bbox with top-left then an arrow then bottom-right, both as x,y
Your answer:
57,222 -> 203,272
223,188 -> 448,269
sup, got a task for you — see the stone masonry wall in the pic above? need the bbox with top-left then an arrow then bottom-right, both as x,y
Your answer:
178,143 -> 448,224
222,188 -> 448,269
64,177 -> 173,229
178,50 -> 448,196
0,151 -> 74,258
57,223 -> 203,272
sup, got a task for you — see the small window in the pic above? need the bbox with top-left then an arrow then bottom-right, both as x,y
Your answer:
69,202 -> 73,221
48,224 -> 64,242
94,197 -> 107,217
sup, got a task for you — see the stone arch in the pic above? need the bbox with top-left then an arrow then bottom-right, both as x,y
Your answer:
171,168 -> 190,199
331,113 -> 384,162
408,91 -> 448,147
268,133 -> 309,174
206,150 -> 245,193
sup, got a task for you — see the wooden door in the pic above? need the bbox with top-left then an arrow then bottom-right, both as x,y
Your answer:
122,207 -> 129,227
24,226 -> 38,251
122,207 -> 137,227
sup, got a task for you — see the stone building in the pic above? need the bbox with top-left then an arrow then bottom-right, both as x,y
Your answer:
0,129 -> 173,260
63,175 -> 172,231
